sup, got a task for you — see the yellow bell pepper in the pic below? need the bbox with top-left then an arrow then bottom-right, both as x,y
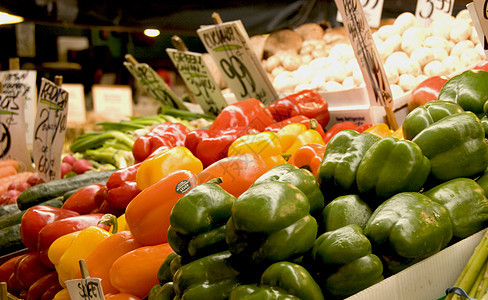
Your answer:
280,119 -> 325,155
363,123 -> 393,138
110,214 -> 130,233
136,146 -> 203,190
51,226 -> 111,287
392,127 -> 405,140
53,288 -> 71,300
228,131 -> 287,169
277,123 -> 308,152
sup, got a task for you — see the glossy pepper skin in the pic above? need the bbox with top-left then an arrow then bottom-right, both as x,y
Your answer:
412,111 -> 488,181
277,119 -> 325,155
173,251 -> 241,299
168,179 -> 236,258
126,169 -> 199,246
424,178 -> 488,239
208,98 -> 274,132
311,224 -> 384,298
317,130 -> 380,197
408,75 -> 449,111
226,181 -> 317,264
252,164 -> 325,217
322,194 -> 372,232
363,123 -> 393,138
228,131 -> 287,169
438,69 -> 488,118
364,192 -> 453,274
402,100 -> 464,140
322,121 -> 359,144
230,261 -> 324,300
287,143 -> 326,179
104,163 -> 142,210
268,89 -> 330,128
264,115 -> 326,139
132,122 -> 190,163
356,136 -> 431,201
62,184 -> 105,215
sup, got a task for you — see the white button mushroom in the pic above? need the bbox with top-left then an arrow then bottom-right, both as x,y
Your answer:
441,55 -> 463,75
424,60 -> 449,77
410,47 -> 435,68
324,80 -> 343,92
282,55 -> 302,71
450,40 -> 475,57
450,19 -> 472,43
393,12 -> 419,35
430,16 -> 454,40
399,74 -> 419,91
461,48 -> 482,68
263,55 -> 281,73
390,84 -> 405,99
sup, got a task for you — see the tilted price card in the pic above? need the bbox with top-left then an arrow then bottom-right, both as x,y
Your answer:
65,278 -> 104,300
124,61 -> 188,110
166,48 -> 229,115
197,20 -> 279,106
471,0 -> 488,59
0,93 -> 33,170
337,0 -> 385,28
33,78 -> 69,181
0,70 -> 37,148
415,0 -> 455,27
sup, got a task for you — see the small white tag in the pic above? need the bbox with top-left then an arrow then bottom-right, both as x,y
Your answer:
65,278 -> 104,300
415,0 -> 455,27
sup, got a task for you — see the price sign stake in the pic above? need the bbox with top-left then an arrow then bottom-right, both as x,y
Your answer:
32,76 -> 69,181
124,54 -> 188,111
415,0 -> 455,27
471,0 -> 488,59
197,13 -> 279,105
65,259 -> 104,300
335,0 -> 398,130
337,0 -> 385,28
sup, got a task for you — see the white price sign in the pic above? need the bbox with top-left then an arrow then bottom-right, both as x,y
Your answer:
0,70 -> 37,147
124,61 -> 188,110
65,278 -> 104,300
337,0 -> 385,28
197,20 -> 279,106
33,78 -> 69,182
471,0 -> 488,59
415,0 -> 455,27
0,94 -> 32,170
166,48 -> 229,115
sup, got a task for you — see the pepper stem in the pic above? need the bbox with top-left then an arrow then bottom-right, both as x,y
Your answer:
207,177 -> 224,185
98,214 -> 118,234
309,119 -> 319,131
282,153 -> 292,161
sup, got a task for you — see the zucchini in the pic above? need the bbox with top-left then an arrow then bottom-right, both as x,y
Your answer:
0,203 -> 21,218
0,197 -> 64,230
0,223 -> 24,256
17,170 -> 115,211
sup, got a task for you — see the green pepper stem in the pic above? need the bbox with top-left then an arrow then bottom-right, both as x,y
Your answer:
282,153 -> 292,161
207,177 -> 224,185
309,119 -> 319,131
98,214 -> 118,234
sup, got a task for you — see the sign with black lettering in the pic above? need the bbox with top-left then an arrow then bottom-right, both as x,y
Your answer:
0,93 -> 32,170
33,78 -> 69,181
65,278 -> 104,300
197,20 -> 279,105
415,0 -> 454,27
471,0 -> 488,59
124,61 -> 188,110
0,70 -> 37,148
337,0 -> 385,28
166,48 -> 229,115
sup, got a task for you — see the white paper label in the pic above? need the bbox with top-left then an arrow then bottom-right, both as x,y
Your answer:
124,62 -> 188,110
166,48 -> 229,115
197,20 -> 279,105
472,0 -> 488,59
0,70 -> 37,148
33,78 -> 69,181
62,84 -> 86,125
0,94 -> 33,170
65,278 -> 104,300
337,0 -> 385,28
92,85 -> 132,121
335,0 -> 393,108
415,0 -> 455,27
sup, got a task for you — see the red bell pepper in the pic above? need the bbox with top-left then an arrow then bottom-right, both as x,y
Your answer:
355,123 -> 373,133
323,121 -> 360,144
408,75 -> 449,110
104,163 -> 141,210
40,282 -> 63,300
208,98 -> 274,132
268,89 -> 330,128
184,127 -> 252,168
0,253 -> 26,283
132,122 -> 190,162
62,184 -> 105,215
263,115 -> 326,139
26,271 -> 61,300
20,206 -> 80,252
14,252 -> 52,291
37,214 -> 110,268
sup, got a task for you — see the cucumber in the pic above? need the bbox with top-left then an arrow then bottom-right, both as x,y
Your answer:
16,170 -> 115,211
63,188 -> 80,201
0,223 -> 24,256
0,197 -> 64,229
0,203 -> 21,218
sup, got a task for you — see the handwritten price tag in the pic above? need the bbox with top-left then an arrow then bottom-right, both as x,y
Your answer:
415,0 -> 454,27
197,20 -> 279,105
65,278 -> 104,300
337,0 -> 385,28
0,70 -> 37,147
166,48 -> 229,115
124,61 -> 188,110
33,78 -> 69,182
471,0 -> 488,59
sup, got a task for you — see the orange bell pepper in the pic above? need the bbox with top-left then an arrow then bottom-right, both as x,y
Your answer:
105,293 -> 142,300
76,230 -> 143,294
110,243 -> 173,299
125,169 -> 199,245
363,123 -> 393,138
287,143 -> 326,178
136,146 -> 203,190
198,153 -> 269,198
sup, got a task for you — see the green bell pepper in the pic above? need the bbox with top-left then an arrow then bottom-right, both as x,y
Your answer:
157,252 -> 180,284
321,194 -> 372,232
168,178 -> 235,258
252,164 -> 325,216
424,178 -> 488,239
364,192 -> 453,274
173,251 -> 241,299
317,130 -> 381,198
477,168 -> 488,198
402,100 -> 464,140
412,111 -> 488,181
230,261 -> 324,300
311,224 -> 384,298
149,282 -> 176,300
481,116 -> 488,138
438,69 -> 488,118
356,136 -> 431,201
226,181 -> 318,264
